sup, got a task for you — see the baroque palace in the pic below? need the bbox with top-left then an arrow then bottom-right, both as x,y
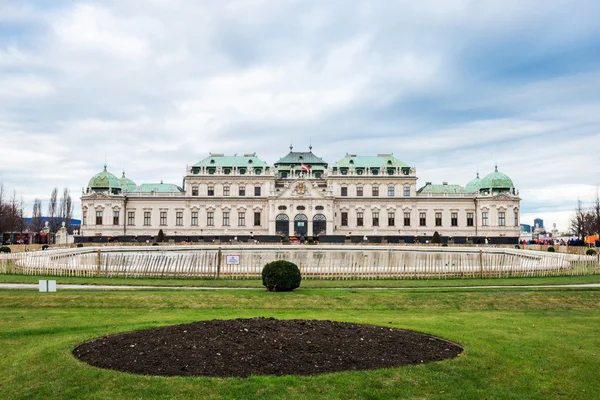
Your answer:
80,147 -> 521,244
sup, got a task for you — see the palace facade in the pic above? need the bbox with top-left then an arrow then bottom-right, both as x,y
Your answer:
80,147 -> 521,243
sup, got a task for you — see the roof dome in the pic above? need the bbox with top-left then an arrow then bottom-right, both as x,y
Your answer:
480,166 -> 514,189
119,171 -> 137,192
465,172 -> 482,193
88,165 -> 121,190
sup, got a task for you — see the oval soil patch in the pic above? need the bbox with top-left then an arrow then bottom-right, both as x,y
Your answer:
73,318 -> 462,377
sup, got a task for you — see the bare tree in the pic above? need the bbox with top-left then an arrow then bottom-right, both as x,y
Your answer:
593,189 -> 600,236
570,199 -> 588,239
58,188 -> 74,232
0,181 -> 5,234
30,198 -> 43,233
47,187 -> 58,232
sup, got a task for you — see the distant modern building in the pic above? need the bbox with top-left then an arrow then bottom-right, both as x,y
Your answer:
520,224 -> 532,233
534,218 -> 544,230
79,147 -> 522,243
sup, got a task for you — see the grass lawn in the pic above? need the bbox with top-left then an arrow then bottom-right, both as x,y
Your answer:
0,287 -> 599,399
1,272 -> 600,288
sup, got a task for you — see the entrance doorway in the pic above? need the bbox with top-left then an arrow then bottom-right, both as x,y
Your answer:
275,214 -> 289,237
312,214 -> 326,236
294,214 -> 308,236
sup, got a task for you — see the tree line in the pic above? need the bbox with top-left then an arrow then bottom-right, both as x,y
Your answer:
0,182 -> 75,234
570,190 -> 600,240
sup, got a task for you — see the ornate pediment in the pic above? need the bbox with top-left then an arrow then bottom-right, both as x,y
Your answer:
83,192 -> 113,201
275,179 -> 326,200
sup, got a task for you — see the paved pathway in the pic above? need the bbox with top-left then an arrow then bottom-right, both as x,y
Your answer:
1,283 -> 599,291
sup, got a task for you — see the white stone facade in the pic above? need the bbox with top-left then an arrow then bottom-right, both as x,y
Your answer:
81,156 -> 521,242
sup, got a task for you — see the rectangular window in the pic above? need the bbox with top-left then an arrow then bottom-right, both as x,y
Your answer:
357,186 -> 363,196
482,212 -> 488,226
357,212 -> 364,226
372,186 -> 379,196
239,186 -> 246,196
207,186 -> 214,196
223,186 -> 230,196
223,211 -> 230,226
404,212 -> 410,226
238,212 -> 245,226
254,186 -> 261,196
419,212 -> 426,227
176,211 -> 183,226
388,186 -> 395,197
435,212 -> 442,227
83,211 -> 87,226
467,212 -> 474,227
341,212 -> 348,226
207,212 -> 214,226
499,211 -> 505,226
451,212 -> 458,227
403,186 -> 410,197
514,210 -> 519,227
191,212 -> 198,226
96,211 -> 103,225
388,212 -> 395,226
144,211 -> 151,226
372,211 -> 379,227
254,211 -> 261,226
160,211 -> 167,226
113,211 -> 119,225
128,212 -> 135,226
341,187 -> 348,197
192,186 -> 198,196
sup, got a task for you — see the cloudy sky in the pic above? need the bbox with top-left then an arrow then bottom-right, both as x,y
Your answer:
1,0 -> 599,231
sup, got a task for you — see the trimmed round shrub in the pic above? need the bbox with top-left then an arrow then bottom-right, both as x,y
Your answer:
586,249 -> 597,256
514,244 -> 520,249
0,246 -> 11,253
261,260 -> 302,292
547,247 -> 555,252
76,243 -> 84,248
441,243 -> 448,247
152,242 -> 159,246
42,244 -> 49,250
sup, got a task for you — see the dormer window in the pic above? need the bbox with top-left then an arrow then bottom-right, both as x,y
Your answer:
349,159 -> 354,165
340,168 -> 348,175
223,168 -> 231,175
208,168 -> 216,175
387,160 -> 392,165
298,156 -> 303,161
210,159 -> 215,164
238,168 -> 246,175
248,159 -> 253,164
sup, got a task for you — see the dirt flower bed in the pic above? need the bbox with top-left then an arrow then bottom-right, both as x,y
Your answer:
73,318 -> 462,377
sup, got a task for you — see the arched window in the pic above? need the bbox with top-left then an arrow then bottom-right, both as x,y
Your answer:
313,214 -> 326,221
278,205 -> 287,210
315,205 -> 324,210
276,214 -> 289,221
294,214 -> 308,221
296,205 -> 306,210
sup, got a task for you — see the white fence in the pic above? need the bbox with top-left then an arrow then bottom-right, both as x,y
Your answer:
1,245 -> 598,280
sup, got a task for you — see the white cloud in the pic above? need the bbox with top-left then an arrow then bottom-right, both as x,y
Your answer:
0,0 -> 599,230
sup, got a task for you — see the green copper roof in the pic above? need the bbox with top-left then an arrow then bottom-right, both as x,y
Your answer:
139,183 -> 184,193
194,154 -> 268,168
119,172 -> 137,192
465,173 -> 482,193
88,166 -> 121,189
417,183 -> 465,195
334,154 -> 409,169
480,166 -> 514,189
275,148 -> 327,166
